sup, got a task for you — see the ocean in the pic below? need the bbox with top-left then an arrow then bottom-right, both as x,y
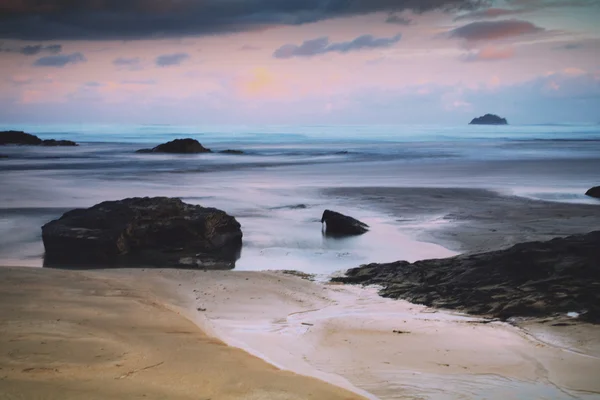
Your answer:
1,123 -> 599,271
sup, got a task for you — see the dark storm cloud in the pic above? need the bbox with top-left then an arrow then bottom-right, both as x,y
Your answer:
274,33 -> 402,59
0,0 -> 485,40
454,7 -> 526,20
33,52 -> 86,67
449,20 -> 544,41
385,14 -> 413,25
1,43 -> 62,54
155,53 -> 189,67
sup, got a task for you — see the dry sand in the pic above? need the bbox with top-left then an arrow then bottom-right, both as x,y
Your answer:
0,267 -> 365,400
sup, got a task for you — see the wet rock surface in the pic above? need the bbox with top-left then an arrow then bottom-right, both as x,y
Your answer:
586,186 -> 600,199
42,197 -> 242,269
321,209 -> 369,236
333,231 -> 600,323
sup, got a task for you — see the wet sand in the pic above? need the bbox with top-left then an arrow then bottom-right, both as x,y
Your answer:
324,187 -> 600,254
0,267 -> 365,400
111,268 -> 600,400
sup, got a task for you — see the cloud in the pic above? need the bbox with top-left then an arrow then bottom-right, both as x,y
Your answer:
113,57 -> 141,66
454,7 -> 527,20
554,43 -> 582,50
386,14 -> 413,25
1,43 -> 62,55
0,0 -> 484,40
450,20 -> 544,42
274,33 -> 402,59
155,53 -> 190,67
33,52 -> 86,67
121,79 -> 157,85
462,46 -> 515,61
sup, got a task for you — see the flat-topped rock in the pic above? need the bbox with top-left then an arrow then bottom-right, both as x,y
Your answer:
42,197 -> 242,269
321,210 -> 369,236
333,231 -> 600,323
137,138 -> 212,154
585,186 -> 600,199
469,114 -> 508,125
1,130 -> 79,146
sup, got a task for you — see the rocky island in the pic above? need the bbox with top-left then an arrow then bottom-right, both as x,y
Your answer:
0,130 -> 78,146
42,197 -> 243,269
333,231 -> 600,322
469,114 -> 508,125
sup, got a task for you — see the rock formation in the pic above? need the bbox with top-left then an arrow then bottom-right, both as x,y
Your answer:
136,138 -> 212,154
469,114 -> 508,125
333,231 -> 600,323
219,149 -> 244,154
42,197 -> 243,269
585,186 -> 600,199
321,210 -> 369,236
1,130 -> 78,146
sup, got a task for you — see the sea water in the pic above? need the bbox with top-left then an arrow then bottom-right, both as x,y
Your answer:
1,123 -> 599,270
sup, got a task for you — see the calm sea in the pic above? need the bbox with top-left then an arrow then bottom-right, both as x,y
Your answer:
1,123 -> 599,271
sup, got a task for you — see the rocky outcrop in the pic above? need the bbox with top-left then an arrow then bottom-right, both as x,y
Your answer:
332,231 -> 600,323
469,114 -> 508,125
1,130 -> 78,146
42,197 -> 243,269
136,138 -> 212,154
41,139 -> 78,147
321,210 -> 369,236
585,186 -> 600,199
219,149 -> 244,155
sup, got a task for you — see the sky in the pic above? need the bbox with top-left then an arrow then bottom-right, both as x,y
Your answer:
0,0 -> 599,125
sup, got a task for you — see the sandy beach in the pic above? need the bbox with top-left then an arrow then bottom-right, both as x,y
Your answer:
0,267 -> 365,400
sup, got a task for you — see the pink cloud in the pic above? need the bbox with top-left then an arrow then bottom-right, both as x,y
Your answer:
462,46 -> 515,62
450,20 -> 544,42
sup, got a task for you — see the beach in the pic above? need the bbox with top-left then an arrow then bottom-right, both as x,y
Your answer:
1,124 -> 600,398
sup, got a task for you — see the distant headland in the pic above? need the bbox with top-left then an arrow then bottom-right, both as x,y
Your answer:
469,114 -> 508,125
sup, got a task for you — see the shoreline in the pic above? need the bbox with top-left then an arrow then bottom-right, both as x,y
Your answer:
1,187 -> 600,398
120,267 -> 600,399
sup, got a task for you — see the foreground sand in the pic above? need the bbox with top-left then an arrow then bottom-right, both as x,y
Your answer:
110,268 -> 600,400
0,267 -> 365,400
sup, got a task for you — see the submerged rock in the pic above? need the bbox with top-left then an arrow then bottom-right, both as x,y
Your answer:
585,186 -> 600,199
136,138 -> 212,154
219,149 -> 244,155
42,197 -> 243,269
321,210 -> 369,236
41,139 -> 78,147
469,114 -> 508,125
333,231 -> 600,323
1,130 -> 78,146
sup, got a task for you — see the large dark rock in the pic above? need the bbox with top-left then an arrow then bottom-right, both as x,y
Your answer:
42,197 -> 243,269
1,130 -> 78,146
1,130 -> 43,145
333,231 -> 600,323
136,138 -> 212,154
321,210 -> 369,236
41,139 -> 78,147
469,114 -> 508,125
585,186 -> 600,199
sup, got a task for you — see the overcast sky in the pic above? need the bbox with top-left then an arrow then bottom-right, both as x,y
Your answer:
1,0 -> 599,125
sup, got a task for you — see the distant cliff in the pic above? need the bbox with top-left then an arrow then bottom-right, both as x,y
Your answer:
469,114 -> 508,125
